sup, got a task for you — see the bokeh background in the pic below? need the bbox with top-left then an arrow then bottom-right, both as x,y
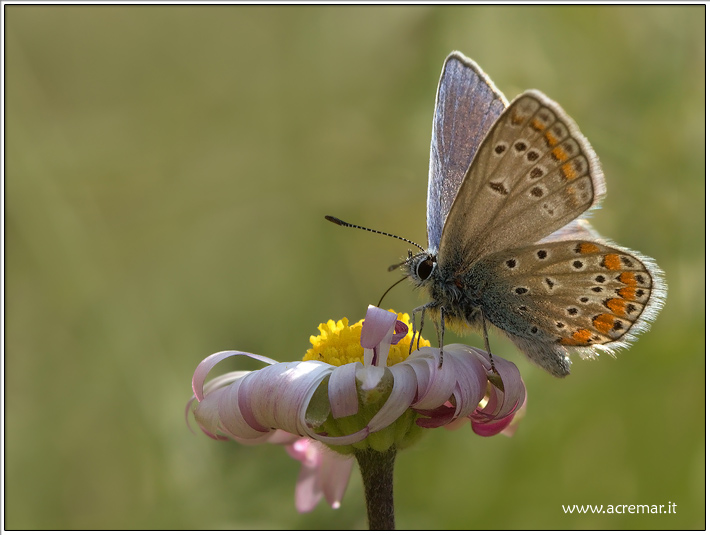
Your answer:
5,5 -> 704,530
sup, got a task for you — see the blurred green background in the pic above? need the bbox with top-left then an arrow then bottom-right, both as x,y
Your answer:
6,5 -> 704,530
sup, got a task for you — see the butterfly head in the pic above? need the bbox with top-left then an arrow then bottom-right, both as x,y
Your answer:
407,251 -> 438,287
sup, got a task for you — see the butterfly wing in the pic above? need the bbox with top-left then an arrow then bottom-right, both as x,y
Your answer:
539,218 -> 600,243
438,90 -> 606,269
472,239 -> 666,377
427,51 -> 507,252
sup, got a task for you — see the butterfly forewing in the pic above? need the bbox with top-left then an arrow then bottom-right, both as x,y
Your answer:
427,52 -> 507,252
439,90 -> 606,269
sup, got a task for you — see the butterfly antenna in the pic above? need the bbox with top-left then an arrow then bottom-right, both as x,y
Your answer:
376,276 -> 408,307
325,215 -> 425,252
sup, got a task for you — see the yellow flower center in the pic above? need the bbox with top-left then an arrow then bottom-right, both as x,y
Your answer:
303,311 -> 430,367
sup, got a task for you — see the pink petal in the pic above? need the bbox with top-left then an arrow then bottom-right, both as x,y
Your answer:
361,306 -> 397,366
328,362 -> 361,419
365,365 -> 418,433
476,355 -> 526,420
444,346 -> 489,418
192,390 -> 229,440
406,349 -> 457,409
414,404 -> 456,428
320,449 -> 354,509
192,350 -> 278,401
240,361 -> 331,434
267,429 -> 301,446
287,438 -> 354,512
360,306 -> 397,348
294,463 -> 324,512
472,411 -> 517,437
391,320 -> 409,344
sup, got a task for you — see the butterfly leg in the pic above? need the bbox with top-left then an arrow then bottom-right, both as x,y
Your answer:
437,306 -> 446,367
480,311 -> 501,381
409,305 -> 423,353
418,309 -> 427,351
410,302 -> 437,353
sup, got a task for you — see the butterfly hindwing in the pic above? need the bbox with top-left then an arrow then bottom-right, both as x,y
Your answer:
471,239 -> 665,376
439,90 -> 606,269
538,218 -> 600,244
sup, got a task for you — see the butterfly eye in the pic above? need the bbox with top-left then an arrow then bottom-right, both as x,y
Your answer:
416,256 -> 436,281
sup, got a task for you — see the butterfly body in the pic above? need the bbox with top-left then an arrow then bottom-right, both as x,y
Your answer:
405,52 -> 665,378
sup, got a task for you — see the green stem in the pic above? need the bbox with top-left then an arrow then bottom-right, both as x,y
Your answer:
355,447 -> 397,530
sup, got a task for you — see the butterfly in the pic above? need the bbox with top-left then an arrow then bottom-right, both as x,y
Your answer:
399,51 -> 666,377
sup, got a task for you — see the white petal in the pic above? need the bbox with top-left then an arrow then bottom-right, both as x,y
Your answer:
407,349 -> 458,409
444,347 -> 488,418
192,350 -> 278,401
207,361 -> 329,439
361,306 -> 397,367
328,362 -> 361,419
306,426 -> 371,446
247,361 -> 332,433
366,364 -> 418,432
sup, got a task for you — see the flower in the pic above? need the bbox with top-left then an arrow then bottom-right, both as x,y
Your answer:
285,437 -> 354,512
188,305 -> 526,512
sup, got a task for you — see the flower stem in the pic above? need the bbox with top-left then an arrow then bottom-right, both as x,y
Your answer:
355,447 -> 397,530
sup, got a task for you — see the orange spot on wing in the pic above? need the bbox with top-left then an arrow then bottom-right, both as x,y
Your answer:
544,131 -> 558,146
511,113 -> 525,125
562,162 -> 577,180
578,242 -> 600,254
593,314 -> 615,334
603,254 -> 622,270
618,271 -> 637,286
617,287 -> 637,300
552,146 -> 568,161
531,118 -> 546,131
573,329 -> 592,343
605,298 -> 627,315
561,329 -> 593,346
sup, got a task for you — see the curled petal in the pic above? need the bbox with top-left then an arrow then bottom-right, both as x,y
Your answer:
472,411 -> 518,437
238,361 -> 329,434
391,320 -> 409,344
468,352 -> 527,436
360,306 -> 397,349
415,404 -> 456,429
366,365 -> 418,433
361,306 -> 397,366
442,346 -> 489,419
328,362 -> 360,419
198,380 -> 281,444
407,349 -> 457,409
404,344 -> 525,436
486,354 -> 526,418
192,350 -> 278,401
192,390 -> 229,440
407,346 -> 488,414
